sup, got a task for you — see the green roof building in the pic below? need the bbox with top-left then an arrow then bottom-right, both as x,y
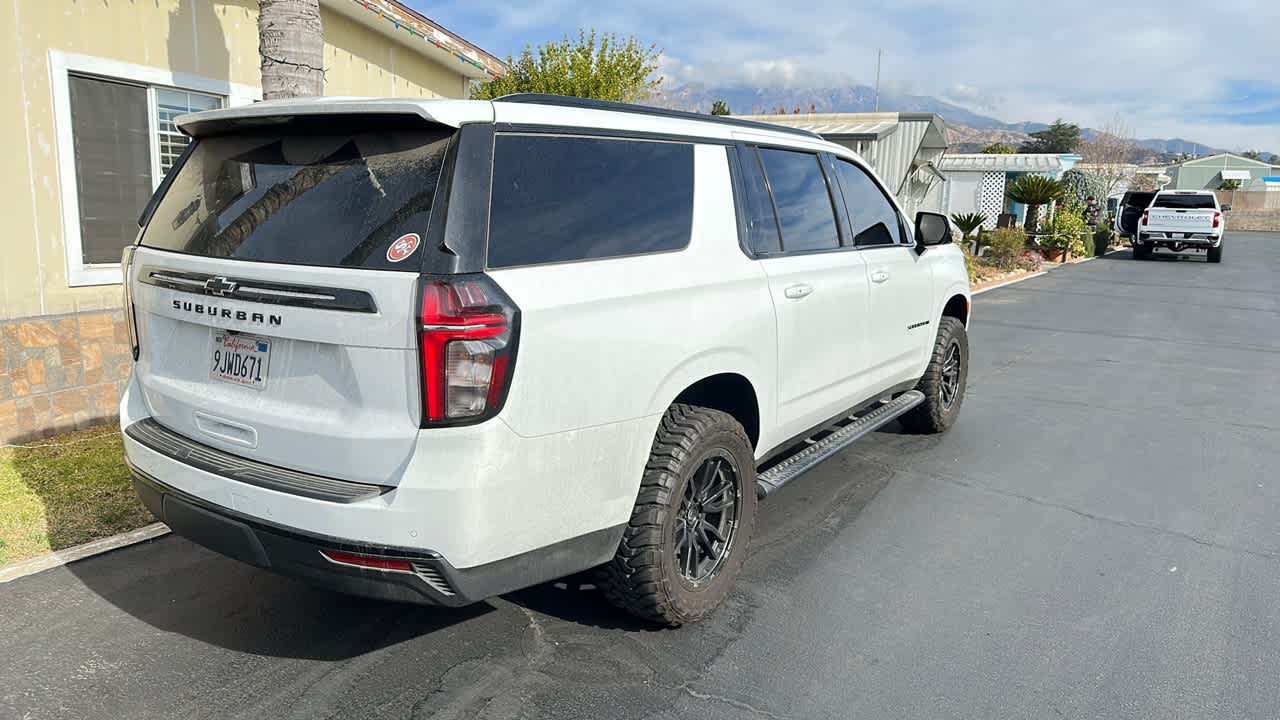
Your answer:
1165,153 -> 1280,190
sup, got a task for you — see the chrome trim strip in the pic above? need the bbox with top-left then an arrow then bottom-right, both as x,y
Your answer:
421,323 -> 504,331
139,266 -> 377,313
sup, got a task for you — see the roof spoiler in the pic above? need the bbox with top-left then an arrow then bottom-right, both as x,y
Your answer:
176,98 -> 492,138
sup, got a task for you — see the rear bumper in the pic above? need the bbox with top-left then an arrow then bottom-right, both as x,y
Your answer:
131,465 -> 624,606
1138,231 -> 1221,247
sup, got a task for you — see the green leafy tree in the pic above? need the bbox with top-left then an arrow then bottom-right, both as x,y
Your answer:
1241,150 -> 1262,161
1220,179 -> 1242,191
1020,119 -> 1082,154
470,29 -> 662,103
1006,174 -> 1066,233
982,143 -> 1016,154
710,100 -> 731,116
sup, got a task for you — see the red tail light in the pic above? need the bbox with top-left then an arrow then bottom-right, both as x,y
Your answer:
417,275 -> 519,426
1212,212 -> 1221,228
1141,210 -> 1150,225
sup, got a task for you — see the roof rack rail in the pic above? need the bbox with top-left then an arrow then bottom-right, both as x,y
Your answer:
493,93 -> 823,140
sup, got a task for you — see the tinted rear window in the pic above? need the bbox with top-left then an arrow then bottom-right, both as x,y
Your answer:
487,135 -> 694,268
141,129 -> 452,270
1152,194 -> 1216,209
757,148 -> 840,252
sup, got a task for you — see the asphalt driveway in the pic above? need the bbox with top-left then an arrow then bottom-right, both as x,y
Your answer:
3,232 -> 1279,719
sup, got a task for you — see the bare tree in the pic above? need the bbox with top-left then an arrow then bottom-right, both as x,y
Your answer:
1131,173 -> 1161,192
1081,118 -> 1137,198
258,0 -> 324,99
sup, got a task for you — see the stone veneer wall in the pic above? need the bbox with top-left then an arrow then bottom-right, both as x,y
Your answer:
0,309 -> 132,443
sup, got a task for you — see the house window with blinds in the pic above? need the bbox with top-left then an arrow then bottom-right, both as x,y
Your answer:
155,88 -> 220,176
66,74 -> 222,266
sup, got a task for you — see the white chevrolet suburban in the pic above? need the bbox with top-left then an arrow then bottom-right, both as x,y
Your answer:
120,94 -> 971,625
1133,189 -> 1226,262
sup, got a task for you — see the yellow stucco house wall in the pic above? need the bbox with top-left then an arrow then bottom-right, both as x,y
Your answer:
0,0 -> 503,440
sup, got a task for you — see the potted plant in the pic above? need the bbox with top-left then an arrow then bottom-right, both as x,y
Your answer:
1038,205 -> 1089,262
1038,232 -> 1070,262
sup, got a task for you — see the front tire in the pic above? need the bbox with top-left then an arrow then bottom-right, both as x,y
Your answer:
900,316 -> 969,434
1207,243 -> 1223,263
597,404 -> 757,626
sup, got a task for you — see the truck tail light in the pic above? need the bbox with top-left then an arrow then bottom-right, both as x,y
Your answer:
1213,211 -> 1221,228
417,275 -> 519,426
120,246 -> 140,361
1141,210 -> 1150,226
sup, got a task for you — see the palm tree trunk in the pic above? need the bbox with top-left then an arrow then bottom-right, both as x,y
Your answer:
1023,204 -> 1040,234
258,0 -> 324,100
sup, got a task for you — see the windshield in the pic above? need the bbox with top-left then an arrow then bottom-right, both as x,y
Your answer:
140,128 -> 454,270
1152,194 -> 1216,210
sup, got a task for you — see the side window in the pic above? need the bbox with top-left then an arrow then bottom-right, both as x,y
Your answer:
832,159 -> 903,247
757,148 -> 840,253
487,134 -> 694,268
729,146 -> 782,255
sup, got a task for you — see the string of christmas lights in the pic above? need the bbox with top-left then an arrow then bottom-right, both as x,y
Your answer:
354,0 -> 503,78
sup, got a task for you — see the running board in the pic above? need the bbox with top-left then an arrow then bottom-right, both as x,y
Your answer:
756,390 -> 925,497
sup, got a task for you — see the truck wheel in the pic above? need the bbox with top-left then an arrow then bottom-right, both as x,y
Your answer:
597,404 -> 757,626
1207,243 -> 1223,263
1133,243 -> 1151,260
900,316 -> 969,434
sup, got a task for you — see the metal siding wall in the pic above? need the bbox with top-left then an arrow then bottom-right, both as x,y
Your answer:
872,120 -> 927,199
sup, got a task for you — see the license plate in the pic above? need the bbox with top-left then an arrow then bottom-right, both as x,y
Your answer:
211,332 -> 271,390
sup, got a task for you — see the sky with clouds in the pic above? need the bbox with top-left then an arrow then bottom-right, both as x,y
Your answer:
409,0 -> 1280,152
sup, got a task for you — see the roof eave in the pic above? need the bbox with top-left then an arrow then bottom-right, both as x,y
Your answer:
320,0 -> 506,80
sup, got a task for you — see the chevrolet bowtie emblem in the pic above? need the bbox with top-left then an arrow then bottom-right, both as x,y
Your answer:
204,276 -> 238,297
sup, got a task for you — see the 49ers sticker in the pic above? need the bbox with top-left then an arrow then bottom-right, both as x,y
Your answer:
387,233 -> 421,263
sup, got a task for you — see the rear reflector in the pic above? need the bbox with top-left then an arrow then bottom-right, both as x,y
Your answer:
320,550 -> 414,573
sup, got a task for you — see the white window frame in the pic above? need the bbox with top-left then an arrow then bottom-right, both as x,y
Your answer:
49,50 -> 260,286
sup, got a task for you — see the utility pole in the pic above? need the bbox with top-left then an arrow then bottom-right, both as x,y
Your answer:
873,48 -> 882,112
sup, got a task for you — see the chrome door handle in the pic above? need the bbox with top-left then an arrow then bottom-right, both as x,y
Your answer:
871,270 -> 890,284
783,283 -> 814,299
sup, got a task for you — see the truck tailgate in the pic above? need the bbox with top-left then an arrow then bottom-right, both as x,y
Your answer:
1147,209 -> 1216,232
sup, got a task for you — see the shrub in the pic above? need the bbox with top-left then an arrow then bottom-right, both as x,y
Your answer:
1093,226 -> 1112,255
984,227 -> 1029,270
1077,230 -> 1094,258
1040,207 -> 1090,255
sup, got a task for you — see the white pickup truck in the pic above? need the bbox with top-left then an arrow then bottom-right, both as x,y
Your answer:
1133,189 -> 1226,263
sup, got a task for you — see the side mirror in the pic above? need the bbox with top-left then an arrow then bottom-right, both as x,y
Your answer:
915,212 -> 952,251
1221,204 -> 1232,212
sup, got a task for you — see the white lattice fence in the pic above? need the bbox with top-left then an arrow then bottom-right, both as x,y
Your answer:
979,172 -> 1005,229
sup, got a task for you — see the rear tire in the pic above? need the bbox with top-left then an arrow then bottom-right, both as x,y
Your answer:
597,404 -> 757,626
900,316 -> 969,434
1133,243 -> 1152,260
1207,243 -> 1223,263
